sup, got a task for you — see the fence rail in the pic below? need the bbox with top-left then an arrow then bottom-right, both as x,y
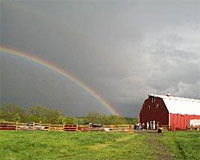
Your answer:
0,122 -> 134,132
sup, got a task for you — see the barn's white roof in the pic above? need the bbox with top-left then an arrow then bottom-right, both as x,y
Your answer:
149,94 -> 200,115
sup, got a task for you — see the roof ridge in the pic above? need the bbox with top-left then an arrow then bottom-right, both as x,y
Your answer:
148,94 -> 200,102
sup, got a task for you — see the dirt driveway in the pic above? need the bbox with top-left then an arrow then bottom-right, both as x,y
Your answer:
136,130 -> 175,160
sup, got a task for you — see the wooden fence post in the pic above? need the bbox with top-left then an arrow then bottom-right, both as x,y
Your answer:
62,124 -> 64,131
76,124 -> 78,131
33,122 -> 35,131
16,122 -> 18,130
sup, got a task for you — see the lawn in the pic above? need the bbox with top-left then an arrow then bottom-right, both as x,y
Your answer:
0,130 -> 200,160
160,131 -> 200,160
0,131 -> 154,160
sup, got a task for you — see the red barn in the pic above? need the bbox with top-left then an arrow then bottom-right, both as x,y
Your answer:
140,94 -> 200,130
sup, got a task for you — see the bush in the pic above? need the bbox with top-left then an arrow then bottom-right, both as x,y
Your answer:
64,116 -> 78,124
107,115 -> 128,125
86,113 -> 129,125
86,112 -> 108,124
0,104 -> 26,122
0,104 -> 136,125
27,105 -> 62,124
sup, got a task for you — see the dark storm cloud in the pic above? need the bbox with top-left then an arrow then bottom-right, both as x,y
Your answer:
1,0 -> 200,117
0,0 -> 2,104
144,28 -> 200,98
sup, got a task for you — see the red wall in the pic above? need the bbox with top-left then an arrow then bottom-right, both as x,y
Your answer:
170,114 -> 200,130
140,96 -> 169,129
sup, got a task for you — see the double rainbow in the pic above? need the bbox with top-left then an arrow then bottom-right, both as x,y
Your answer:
0,46 -> 119,115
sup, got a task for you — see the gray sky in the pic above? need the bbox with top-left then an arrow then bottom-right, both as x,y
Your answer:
0,0 -> 200,117
0,0 -> 2,105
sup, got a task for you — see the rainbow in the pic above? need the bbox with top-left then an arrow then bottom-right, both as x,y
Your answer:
0,46 -> 119,115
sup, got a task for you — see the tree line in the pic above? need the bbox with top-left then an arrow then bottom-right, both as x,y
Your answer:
0,104 -> 138,125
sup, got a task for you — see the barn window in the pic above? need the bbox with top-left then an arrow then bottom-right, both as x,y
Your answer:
148,105 -> 151,110
152,97 -> 156,103
156,104 -> 159,109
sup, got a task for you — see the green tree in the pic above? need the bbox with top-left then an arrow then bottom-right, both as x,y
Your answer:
0,104 -> 26,122
107,115 -> 128,125
86,112 -> 108,124
27,105 -> 62,124
76,117 -> 86,125
57,116 -> 66,124
64,116 -> 78,124
124,117 -> 139,124
13,113 -> 21,122
131,118 -> 139,125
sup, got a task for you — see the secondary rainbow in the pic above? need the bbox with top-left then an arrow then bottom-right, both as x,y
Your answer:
0,46 -> 119,115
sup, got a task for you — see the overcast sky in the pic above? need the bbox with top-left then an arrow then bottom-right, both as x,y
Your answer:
0,0 -> 200,117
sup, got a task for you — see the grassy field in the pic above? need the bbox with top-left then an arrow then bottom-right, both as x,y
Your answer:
0,130 -> 200,160
159,131 -> 200,160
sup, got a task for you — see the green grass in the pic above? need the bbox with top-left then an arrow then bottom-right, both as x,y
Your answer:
160,131 -> 200,160
1,130 -> 200,160
0,131 -> 155,160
